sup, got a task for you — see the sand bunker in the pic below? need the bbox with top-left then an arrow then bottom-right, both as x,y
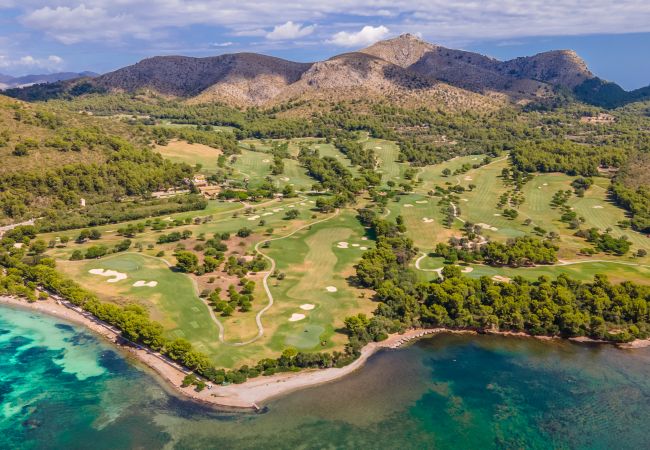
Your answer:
133,280 -> 158,288
493,213 -> 501,216
361,237 -> 368,241
477,223 -> 498,231
543,183 -> 548,186
299,202 -> 306,206
262,159 -> 270,163
336,242 -> 349,249
247,215 -> 261,221
280,177 -> 290,182
464,176 -> 473,181
374,146 -> 382,149
461,267 -> 474,273
288,313 -> 306,322
592,205 -> 604,209
287,204 -> 295,208
300,304 -> 315,311
325,286 -> 338,292
403,204 -> 413,208
272,208 -> 283,212
422,217 -> 434,223
461,198 -> 468,202
360,246 -> 368,250
88,269 -> 127,283
262,212 -> 273,216
492,275 -> 511,283
308,200 -> 315,204
415,200 -> 428,204
351,243 -> 360,247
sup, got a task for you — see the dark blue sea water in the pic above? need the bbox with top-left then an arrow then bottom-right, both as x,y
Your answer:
1,304 -> 649,450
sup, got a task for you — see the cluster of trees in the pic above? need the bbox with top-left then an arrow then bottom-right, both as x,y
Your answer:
434,235 -> 558,267
34,195 -> 207,233
511,140 -> 625,177
576,228 -> 632,256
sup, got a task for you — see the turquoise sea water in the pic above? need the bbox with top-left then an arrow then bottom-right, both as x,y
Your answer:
1,304 -> 649,450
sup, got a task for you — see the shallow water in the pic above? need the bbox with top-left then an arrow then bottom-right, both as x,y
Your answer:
1,305 -> 649,449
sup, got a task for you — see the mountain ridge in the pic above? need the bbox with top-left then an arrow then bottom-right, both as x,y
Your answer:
4,35 -> 648,109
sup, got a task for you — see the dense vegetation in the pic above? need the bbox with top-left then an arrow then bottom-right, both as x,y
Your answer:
346,214 -> 649,347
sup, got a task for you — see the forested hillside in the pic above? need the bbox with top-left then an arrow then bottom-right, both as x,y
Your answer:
0,95 -> 196,227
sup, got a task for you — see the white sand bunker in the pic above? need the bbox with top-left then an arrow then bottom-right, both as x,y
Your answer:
352,243 -> 360,247
337,242 -> 349,249
461,267 -> 474,273
543,183 -> 548,186
493,213 -> 501,216
464,176 -> 473,181
477,223 -> 498,231
592,205 -> 604,209
88,269 -> 127,283
133,280 -> 158,288
288,313 -> 306,322
361,237 -> 368,241
262,212 -> 273,216
422,217 -> 434,223
299,202 -> 306,206
537,186 -> 542,189
247,215 -> 260,221
415,200 -> 428,204
403,204 -> 413,208
272,208 -> 283,212
280,177 -> 290,182
461,198 -> 468,202
300,304 -> 315,311
262,159 -> 270,163
308,200 -> 315,204
374,146 -> 382,149
288,204 -> 295,208
360,246 -> 368,250
492,275 -> 511,283
326,286 -> 338,292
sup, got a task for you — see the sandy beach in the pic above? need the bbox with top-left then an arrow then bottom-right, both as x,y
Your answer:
2,295 -> 649,410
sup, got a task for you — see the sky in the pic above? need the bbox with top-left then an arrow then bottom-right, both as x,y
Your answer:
1,1 -> 649,89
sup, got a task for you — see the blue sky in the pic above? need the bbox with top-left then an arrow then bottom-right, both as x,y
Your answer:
1,1 -> 649,89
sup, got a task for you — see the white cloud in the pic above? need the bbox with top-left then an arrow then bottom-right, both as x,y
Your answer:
266,21 -> 315,40
11,1 -> 650,46
212,41 -> 234,47
329,25 -> 390,47
0,54 -> 64,71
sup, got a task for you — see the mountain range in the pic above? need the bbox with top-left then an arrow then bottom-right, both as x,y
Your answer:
0,71 -> 98,90
5,35 -> 649,109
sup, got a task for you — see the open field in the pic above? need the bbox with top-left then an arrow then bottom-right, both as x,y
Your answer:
58,253 -> 224,358
414,254 -> 650,285
231,148 -> 314,190
154,139 -> 222,172
362,138 -> 411,187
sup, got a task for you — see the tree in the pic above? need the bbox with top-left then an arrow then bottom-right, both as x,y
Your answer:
237,227 -> 252,238
175,251 -> 199,273
284,209 -> 300,220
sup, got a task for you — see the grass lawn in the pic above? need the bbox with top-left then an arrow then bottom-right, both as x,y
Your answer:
154,140 -> 223,172
58,253 -> 224,358
414,254 -> 650,285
